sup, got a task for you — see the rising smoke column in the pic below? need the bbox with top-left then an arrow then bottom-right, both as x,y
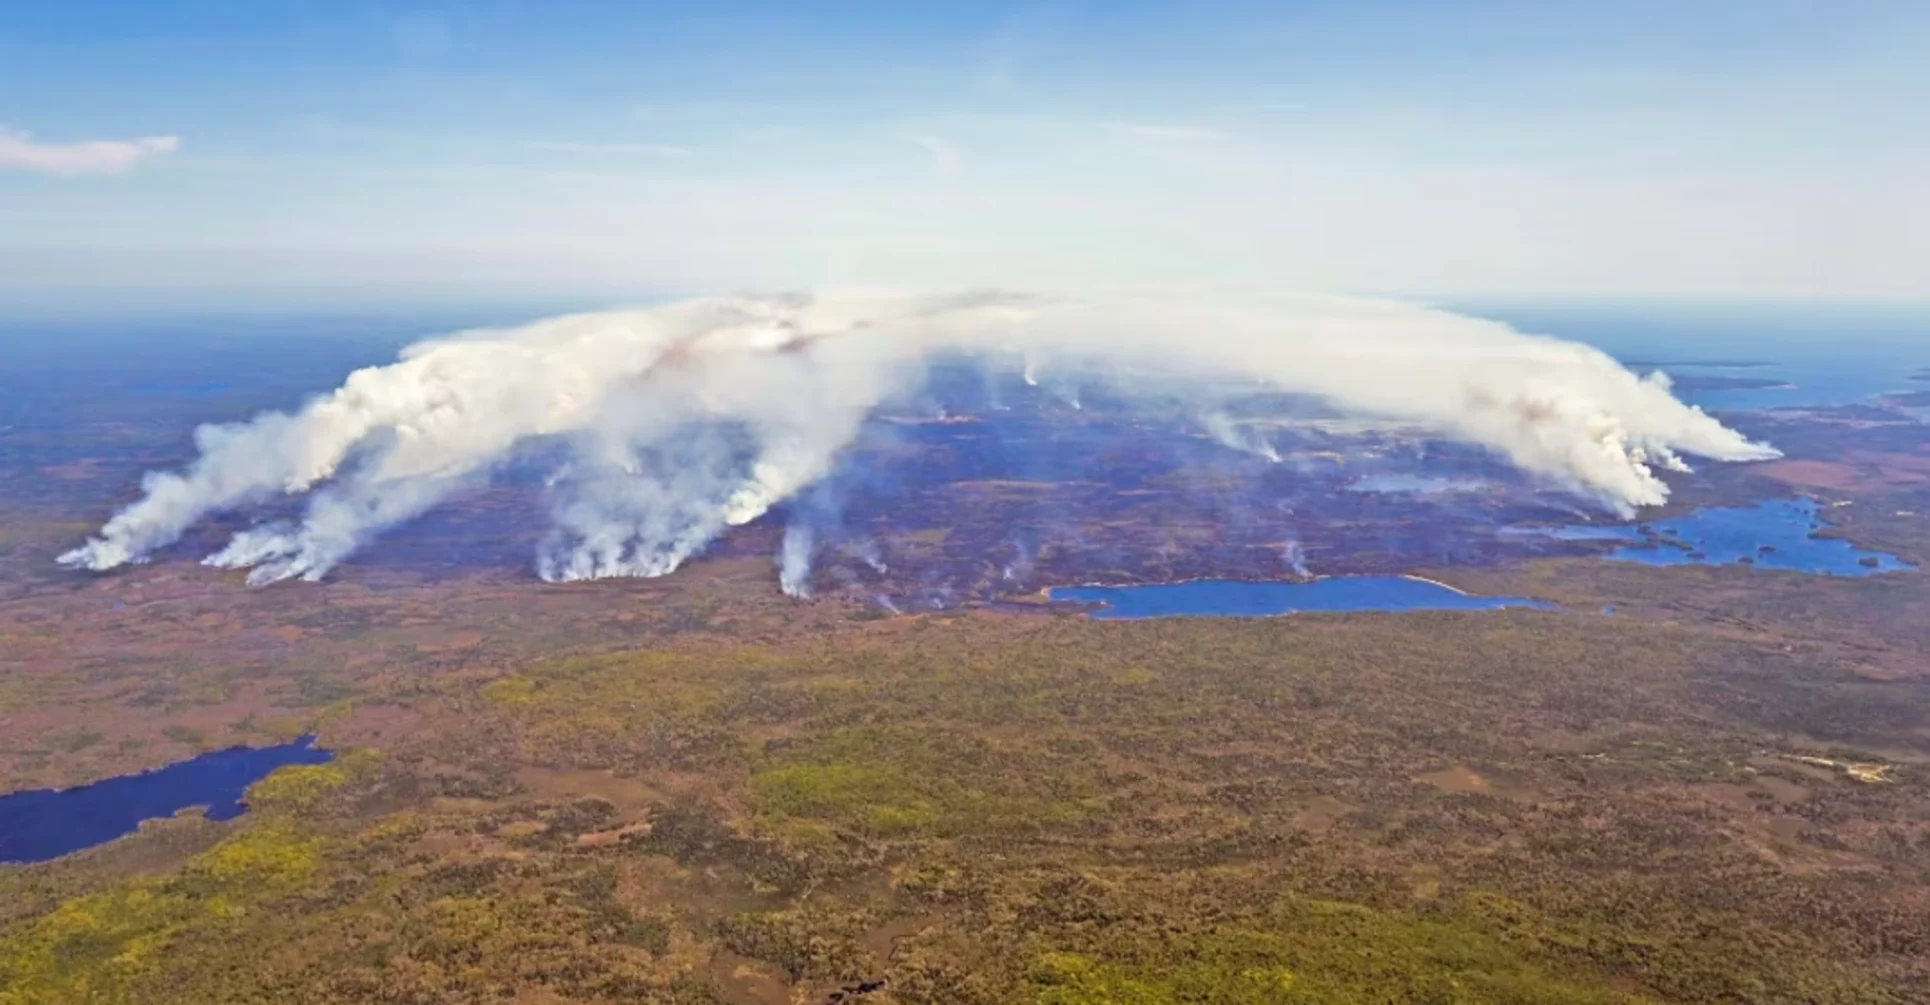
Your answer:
777,519 -> 817,598
1199,409 -> 1283,463
59,289 -> 1778,585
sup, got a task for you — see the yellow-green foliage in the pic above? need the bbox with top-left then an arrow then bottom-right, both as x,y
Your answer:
245,764 -> 349,812
747,725 -> 1097,838
1028,901 -> 1643,1005
186,824 -> 321,891
479,652 -> 743,771
717,908 -> 873,983
0,825 -> 324,1004
255,715 -> 318,743
0,886 -> 203,1004
243,748 -> 382,813
480,675 -> 538,706
750,762 -> 938,834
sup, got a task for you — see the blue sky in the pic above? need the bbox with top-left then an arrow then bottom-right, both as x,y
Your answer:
2,1 -> 1926,310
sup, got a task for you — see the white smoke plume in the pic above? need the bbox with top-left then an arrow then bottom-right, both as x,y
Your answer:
1001,536 -> 1035,584
1281,539 -> 1311,578
59,289 -> 1778,586
844,537 -> 889,574
778,519 -> 816,598
1200,410 -> 1283,463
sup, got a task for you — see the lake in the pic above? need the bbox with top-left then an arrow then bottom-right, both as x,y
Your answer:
1603,498 -> 1912,575
1052,576 -> 1555,620
1459,301 -> 1930,412
0,736 -> 335,865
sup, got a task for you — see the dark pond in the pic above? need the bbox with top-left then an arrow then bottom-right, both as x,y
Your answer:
1052,576 -> 1555,620
0,736 -> 334,865
1602,498 -> 1911,575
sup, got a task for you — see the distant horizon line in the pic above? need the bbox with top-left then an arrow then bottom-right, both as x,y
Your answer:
3,287 -> 1929,328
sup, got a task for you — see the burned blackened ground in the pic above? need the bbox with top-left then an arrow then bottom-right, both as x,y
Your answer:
11,350 -> 1691,600
746,367 -> 1768,604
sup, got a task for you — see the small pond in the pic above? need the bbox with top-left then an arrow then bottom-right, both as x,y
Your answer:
0,736 -> 334,865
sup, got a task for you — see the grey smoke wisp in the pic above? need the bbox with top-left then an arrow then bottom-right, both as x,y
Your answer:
777,519 -> 816,599
1200,410 -> 1282,463
59,289 -> 1778,586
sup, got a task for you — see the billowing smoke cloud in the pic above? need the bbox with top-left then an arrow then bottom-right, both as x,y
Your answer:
59,289 -> 1777,586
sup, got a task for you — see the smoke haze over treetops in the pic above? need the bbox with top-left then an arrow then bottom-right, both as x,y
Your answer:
58,289 -> 1778,587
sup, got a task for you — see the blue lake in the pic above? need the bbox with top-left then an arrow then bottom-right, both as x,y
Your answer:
1600,498 -> 1912,575
1052,576 -> 1555,620
1459,302 -> 1930,412
0,736 -> 334,865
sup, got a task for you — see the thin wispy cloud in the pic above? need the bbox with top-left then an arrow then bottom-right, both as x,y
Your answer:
0,125 -> 180,175
529,140 -> 690,157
